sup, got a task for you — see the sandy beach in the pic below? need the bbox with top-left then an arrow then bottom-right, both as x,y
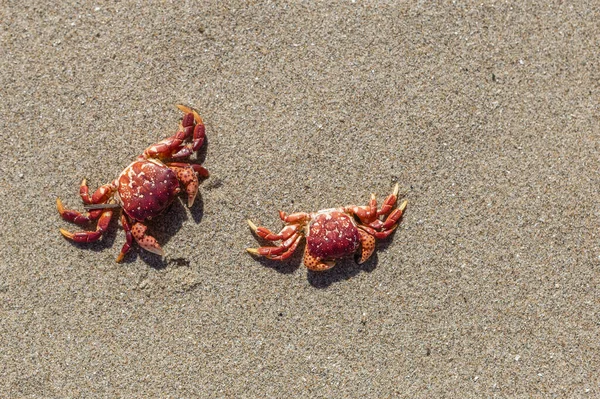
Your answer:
2,1 -> 599,397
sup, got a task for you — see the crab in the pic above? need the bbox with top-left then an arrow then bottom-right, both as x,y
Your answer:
246,184 -> 407,271
57,105 -> 208,262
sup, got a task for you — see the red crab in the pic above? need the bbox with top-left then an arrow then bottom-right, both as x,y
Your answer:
57,105 -> 208,262
246,184 -> 407,271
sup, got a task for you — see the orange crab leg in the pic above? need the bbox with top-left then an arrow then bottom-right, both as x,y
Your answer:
131,222 -> 164,256
358,200 -> 405,240
57,198 -> 104,225
358,224 -> 398,240
79,180 -> 114,205
377,183 -> 399,217
60,209 -> 113,243
173,104 -> 206,155
381,200 -> 407,230
265,235 -> 303,260
279,211 -> 310,224
247,234 -> 302,260
344,193 -> 378,225
247,220 -> 299,241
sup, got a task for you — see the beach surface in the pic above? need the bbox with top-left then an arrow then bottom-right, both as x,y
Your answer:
2,1 -> 599,397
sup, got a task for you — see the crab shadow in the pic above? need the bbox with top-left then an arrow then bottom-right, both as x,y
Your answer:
306,253 -> 379,288
119,192 -> 205,269
253,251 -> 380,288
307,227 -> 404,288
248,232 -> 403,288
252,251 -> 303,274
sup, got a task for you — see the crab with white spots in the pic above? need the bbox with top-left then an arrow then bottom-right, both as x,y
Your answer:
247,184 -> 407,271
57,105 -> 208,262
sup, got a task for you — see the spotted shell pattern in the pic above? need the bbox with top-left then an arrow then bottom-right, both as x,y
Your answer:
117,159 -> 181,221
306,211 -> 361,260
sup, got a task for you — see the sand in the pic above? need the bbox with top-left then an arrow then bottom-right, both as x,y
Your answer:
1,1 -> 599,397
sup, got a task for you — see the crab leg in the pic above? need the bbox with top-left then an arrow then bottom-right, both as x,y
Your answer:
116,214 -> 134,263
356,200 -> 405,240
174,104 -> 206,153
344,193 -> 378,225
143,105 -> 206,159
377,183 -> 399,217
131,222 -> 164,256
381,200 -> 408,230
57,182 -> 115,225
167,163 -> 199,206
59,209 -> 113,243
79,180 -> 115,204
57,198 -> 104,225
363,199 -> 407,233
247,220 -> 299,241
246,233 -> 302,260
278,211 -> 310,224
358,224 -> 398,240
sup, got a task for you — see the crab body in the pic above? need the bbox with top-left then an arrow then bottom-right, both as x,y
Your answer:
306,210 -> 360,259
247,184 -> 407,271
117,158 -> 181,221
57,105 -> 208,262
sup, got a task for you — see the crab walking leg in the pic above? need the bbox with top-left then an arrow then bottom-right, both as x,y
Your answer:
359,224 -> 398,240
356,228 -> 376,264
144,105 -> 206,159
79,178 -> 93,204
263,235 -> 303,260
278,211 -> 311,224
57,198 -> 104,225
360,200 -> 406,239
377,183 -> 400,217
247,220 -> 300,241
59,209 -> 113,243
246,233 -> 302,259
79,180 -> 115,205
116,214 -> 134,263
344,193 -> 378,225
131,222 -> 164,256
303,247 -> 336,271
176,104 -> 206,152
167,163 -> 199,206
381,200 -> 408,231
57,182 -> 115,225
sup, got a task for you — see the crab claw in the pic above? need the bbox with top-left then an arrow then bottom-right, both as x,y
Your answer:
131,222 -> 164,256
167,164 -> 199,207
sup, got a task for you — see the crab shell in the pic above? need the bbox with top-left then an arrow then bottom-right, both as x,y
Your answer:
306,210 -> 361,260
116,158 -> 181,221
